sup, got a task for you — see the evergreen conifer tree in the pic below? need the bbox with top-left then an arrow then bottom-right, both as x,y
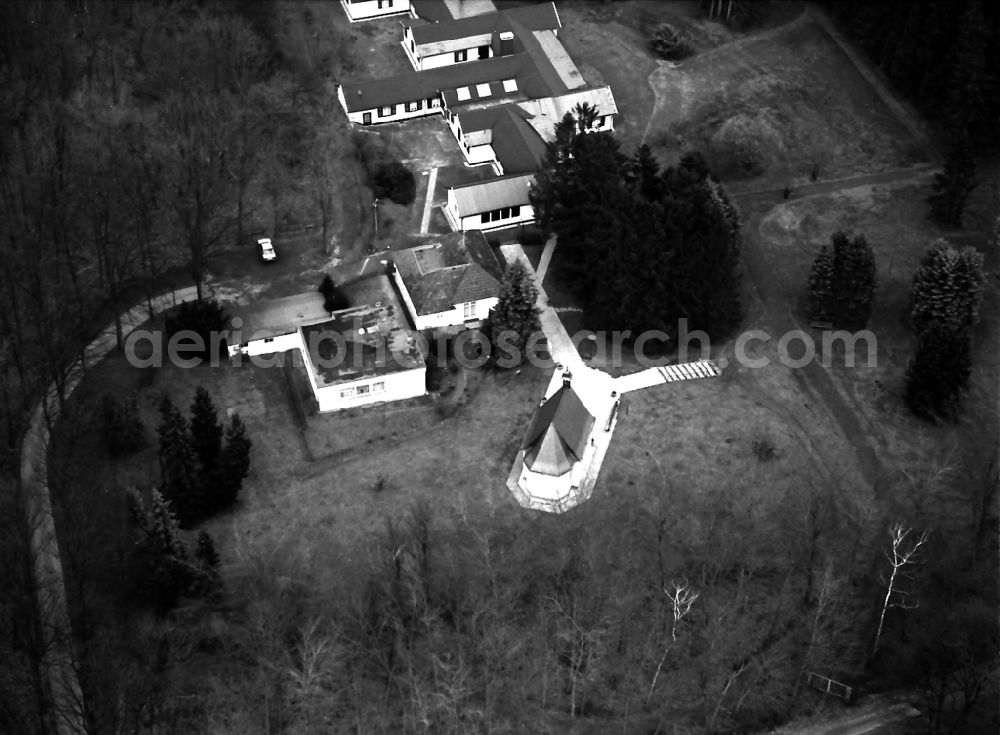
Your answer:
487,261 -> 541,365
102,393 -> 147,456
807,231 -> 876,328
910,242 -> 985,334
157,395 -> 201,527
127,488 -> 193,610
927,135 -> 977,227
217,414 -> 252,508
905,322 -> 972,422
807,245 -> 836,323
190,387 -> 223,472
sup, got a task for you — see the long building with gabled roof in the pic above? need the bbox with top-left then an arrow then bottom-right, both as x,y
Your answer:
336,0 -> 618,232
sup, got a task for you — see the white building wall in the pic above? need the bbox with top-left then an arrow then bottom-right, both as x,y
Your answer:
338,86 -> 442,125
315,367 -> 426,412
463,143 -> 497,166
395,269 -> 498,330
450,203 -> 535,232
341,0 -> 411,21
411,296 -> 499,330
229,330 -> 304,358
417,47 -> 489,70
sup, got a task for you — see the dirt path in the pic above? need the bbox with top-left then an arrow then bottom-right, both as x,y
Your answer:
733,165 -> 938,494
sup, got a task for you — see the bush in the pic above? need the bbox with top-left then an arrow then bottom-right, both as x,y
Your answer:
650,23 -> 692,61
372,161 -> 416,206
710,113 -> 781,177
164,299 -> 229,360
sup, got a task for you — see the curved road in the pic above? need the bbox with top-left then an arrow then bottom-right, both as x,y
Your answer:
21,286 -> 198,735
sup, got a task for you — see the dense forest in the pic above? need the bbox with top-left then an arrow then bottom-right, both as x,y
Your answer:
826,0 -> 1000,150
0,2 -> 998,734
530,111 -> 744,342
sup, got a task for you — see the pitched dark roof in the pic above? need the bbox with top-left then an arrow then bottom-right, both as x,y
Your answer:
393,231 -> 503,315
410,0 -> 455,22
453,103 -> 544,174
407,3 -> 560,46
521,384 -> 595,476
490,105 -> 547,173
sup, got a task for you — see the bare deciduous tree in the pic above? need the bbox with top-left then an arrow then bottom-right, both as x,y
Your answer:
873,523 -> 929,655
648,579 -> 699,701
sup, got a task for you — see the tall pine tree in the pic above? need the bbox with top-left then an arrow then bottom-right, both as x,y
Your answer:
487,261 -> 541,365
530,110 -> 742,341
807,231 -> 876,329
927,134 -> 977,227
157,394 -> 201,527
217,414 -> 252,508
909,242 -> 985,334
190,386 -> 223,471
905,322 -> 972,423
127,488 -> 193,610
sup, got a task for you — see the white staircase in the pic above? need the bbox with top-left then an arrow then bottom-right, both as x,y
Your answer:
656,359 -> 721,383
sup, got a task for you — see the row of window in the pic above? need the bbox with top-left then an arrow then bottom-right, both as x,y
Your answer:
378,97 -> 441,117
481,206 -> 521,224
340,381 -> 386,399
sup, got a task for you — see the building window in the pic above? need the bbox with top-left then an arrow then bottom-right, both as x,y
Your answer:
511,205 -> 521,217
406,100 -> 421,112
500,207 -> 511,218
475,83 -> 491,98
456,86 -> 471,102
377,0 -> 393,7
411,39 -> 416,52
502,79 -> 518,93
463,302 -> 475,319
340,387 -> 355,398
455,49 -> 467,62
481,213 -> 489,225
429,97 -> 441,108
372,382 -> 385,393
263,337 -> 274,343
378,105 -> 395,117
599,115 -> 608,127
357,384 -> 370,395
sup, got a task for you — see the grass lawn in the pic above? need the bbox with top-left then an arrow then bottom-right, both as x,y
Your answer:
754,173 -> 1000,517
646,18 -> 925,185
558,1 -> 922,189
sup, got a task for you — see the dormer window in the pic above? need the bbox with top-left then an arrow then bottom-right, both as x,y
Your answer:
454,49 -> 468,62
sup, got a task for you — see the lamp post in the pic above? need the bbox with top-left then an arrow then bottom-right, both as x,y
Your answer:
372,197 -> 380,240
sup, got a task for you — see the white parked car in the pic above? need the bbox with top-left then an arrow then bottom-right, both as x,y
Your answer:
258,237 -> 276,262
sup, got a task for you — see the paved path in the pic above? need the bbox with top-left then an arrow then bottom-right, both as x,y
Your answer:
419,166 -> 438,233
20,285 -> 199,735
501,240 -> 721,511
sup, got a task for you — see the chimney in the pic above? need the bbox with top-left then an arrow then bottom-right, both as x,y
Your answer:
562,371 -> 572,387
498,31 -> 514,57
